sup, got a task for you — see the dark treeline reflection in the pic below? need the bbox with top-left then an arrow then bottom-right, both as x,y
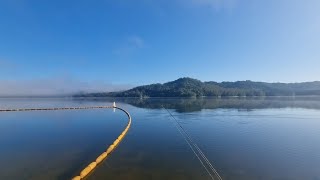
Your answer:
73,96 -> 320,113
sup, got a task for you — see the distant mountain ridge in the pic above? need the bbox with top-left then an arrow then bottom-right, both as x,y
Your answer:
74,77 -> 320,97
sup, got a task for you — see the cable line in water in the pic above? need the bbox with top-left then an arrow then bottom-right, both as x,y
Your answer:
162,105 -> 222,180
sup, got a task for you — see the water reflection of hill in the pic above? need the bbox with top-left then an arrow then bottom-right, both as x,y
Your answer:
73,97 -> 320,113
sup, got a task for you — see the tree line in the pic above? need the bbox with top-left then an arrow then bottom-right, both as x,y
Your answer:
74,77 -> 320,98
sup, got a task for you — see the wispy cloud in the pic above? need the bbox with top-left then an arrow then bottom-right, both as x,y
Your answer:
187,0 -> 238,11
113,35 -> 145,56
0,77 -> 133,96
128,36 -> 145,48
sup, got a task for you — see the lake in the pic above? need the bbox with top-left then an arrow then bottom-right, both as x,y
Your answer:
0,97 -> 320,180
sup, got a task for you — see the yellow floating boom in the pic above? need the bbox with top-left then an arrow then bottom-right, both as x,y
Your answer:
71,106 -> 132,180
0,104 -> 132,180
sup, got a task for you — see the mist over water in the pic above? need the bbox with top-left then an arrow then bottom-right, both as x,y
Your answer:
0,78 -> 132,96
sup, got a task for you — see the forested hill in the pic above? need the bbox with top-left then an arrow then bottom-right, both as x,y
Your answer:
74,78 -> 320,97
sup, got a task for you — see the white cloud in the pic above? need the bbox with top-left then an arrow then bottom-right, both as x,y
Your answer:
113,35 -> 145,56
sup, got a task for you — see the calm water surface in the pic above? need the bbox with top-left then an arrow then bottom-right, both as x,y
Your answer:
0,97 -> 319,180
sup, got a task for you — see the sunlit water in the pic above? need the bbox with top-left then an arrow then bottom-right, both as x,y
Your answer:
0,97 -> 319,180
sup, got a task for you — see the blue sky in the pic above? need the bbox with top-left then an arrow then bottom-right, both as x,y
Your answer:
0,0 -> 319,94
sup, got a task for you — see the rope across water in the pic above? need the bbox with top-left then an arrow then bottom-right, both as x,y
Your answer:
162,106 -> 222,180
0,104 -> 132,180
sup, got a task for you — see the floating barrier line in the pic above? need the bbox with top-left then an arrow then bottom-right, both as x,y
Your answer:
0,106 -> 114,112
0,104 -> 132,180
162,106 -> 222,180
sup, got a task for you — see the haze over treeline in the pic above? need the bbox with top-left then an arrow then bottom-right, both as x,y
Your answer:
75,77 -> 320,98
0,78 -> 132,97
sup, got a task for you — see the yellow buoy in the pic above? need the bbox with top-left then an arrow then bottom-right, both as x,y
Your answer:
96,152 -> 108,164
80,166 -> 92,178
89,162 -> 97,169
72,176 -> 81,180
106,146 -> 114,154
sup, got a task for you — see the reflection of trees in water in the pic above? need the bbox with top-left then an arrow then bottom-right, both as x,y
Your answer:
72,97 -> 320,113
119,97 -> 320,113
